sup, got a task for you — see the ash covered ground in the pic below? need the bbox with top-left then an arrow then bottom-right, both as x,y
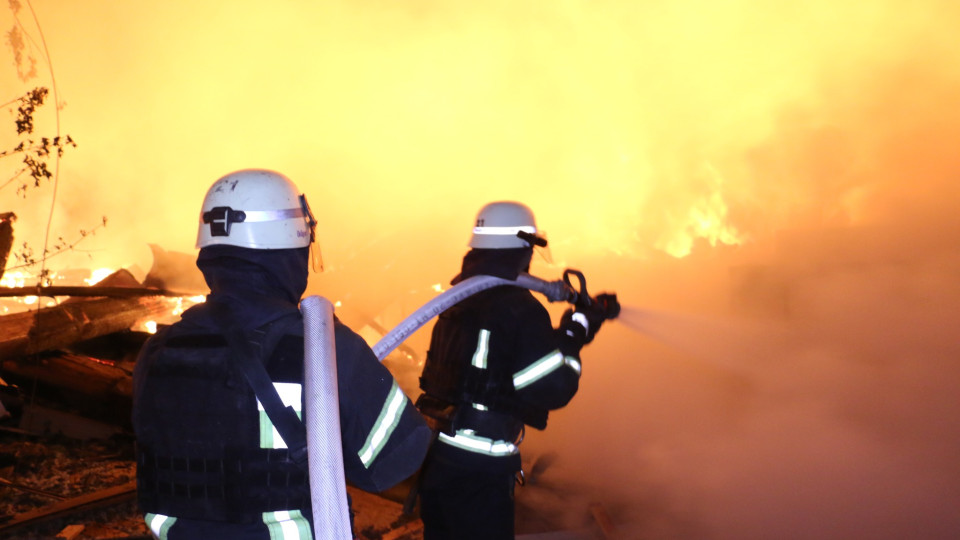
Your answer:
0,431 -> 147,539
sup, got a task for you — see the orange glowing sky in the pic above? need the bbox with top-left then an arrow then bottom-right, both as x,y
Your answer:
4,0 -> 958,280
4,2 -> 960,537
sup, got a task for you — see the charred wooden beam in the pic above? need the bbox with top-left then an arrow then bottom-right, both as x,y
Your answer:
0,475 -> 66,500
0,294 -> 172,359
0,285 -> 188,298
4,352 -> 134,399
0,480 -> 136,536
1,264 -> 197,299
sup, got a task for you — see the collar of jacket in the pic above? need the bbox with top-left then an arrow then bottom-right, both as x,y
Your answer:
186,245 -> 308,330
451,248 -> 533,285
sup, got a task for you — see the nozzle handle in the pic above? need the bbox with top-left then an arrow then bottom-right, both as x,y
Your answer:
562,269 -> 589,306
562,268 -> 620,320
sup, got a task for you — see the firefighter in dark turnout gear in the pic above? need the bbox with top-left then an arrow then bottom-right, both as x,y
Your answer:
416,201 -> 606,540
132,169 -> 432,540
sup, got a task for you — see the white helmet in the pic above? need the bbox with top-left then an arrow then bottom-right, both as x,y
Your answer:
469,201 -> 547,249
196,169 -> 317,249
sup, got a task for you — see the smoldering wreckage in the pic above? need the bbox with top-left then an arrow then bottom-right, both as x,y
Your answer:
0,218 -> 623,539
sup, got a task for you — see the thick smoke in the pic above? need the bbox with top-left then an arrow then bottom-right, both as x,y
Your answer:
3,1 -> 959,538
518,29 -> 960,538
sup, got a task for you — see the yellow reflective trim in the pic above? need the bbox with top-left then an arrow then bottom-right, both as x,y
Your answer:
438,430 -> 518,456
146,513 -> 176,540
257,382 -> 303,449
359,381 -> 407,467
471,329 -> 491,369
513,350 -> 564,390
263,509 -> 313,540
565,356 -> 582,375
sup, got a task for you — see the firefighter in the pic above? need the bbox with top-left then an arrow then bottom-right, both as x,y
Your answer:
416,201 -> 608,540
132,169 -> 432,539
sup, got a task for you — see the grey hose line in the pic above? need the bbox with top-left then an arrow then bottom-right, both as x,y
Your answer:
301,295 -> 352,539
372,273 -> 571,361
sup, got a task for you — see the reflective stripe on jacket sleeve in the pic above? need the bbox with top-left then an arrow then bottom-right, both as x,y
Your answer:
513,350 -> 581,390
358,380 -> 408,468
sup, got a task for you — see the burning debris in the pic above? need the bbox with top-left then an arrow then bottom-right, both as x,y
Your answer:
0,247 -> 617,539
0,245 -> 201,537
0,260 -> 197,432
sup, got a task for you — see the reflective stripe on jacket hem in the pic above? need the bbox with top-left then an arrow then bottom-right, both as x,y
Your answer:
263,509 -> 313,540
438,430 -> 518,456
145,513 -> 176,540
143,511 -> 312,539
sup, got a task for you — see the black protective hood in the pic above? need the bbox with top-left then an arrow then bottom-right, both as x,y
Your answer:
182,244 -> 310,330
451,248 -> 533,285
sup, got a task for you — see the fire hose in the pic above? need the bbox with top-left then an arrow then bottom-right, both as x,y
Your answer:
372,269 -> 620,360
301,295 -> 352,540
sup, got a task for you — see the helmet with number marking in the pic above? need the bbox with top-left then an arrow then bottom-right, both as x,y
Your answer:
468,201 -> 547,249
196,169 -> 317,249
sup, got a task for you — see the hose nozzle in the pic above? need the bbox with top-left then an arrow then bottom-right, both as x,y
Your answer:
514,271 -> 619,320
563,269 -> 620,321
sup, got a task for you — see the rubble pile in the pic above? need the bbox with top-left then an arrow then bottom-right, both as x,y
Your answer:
0,431 -> 148,539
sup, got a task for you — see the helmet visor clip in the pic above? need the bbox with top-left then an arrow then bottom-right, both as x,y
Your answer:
202,206 -> 246,237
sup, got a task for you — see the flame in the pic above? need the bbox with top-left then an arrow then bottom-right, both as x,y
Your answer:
1,6 -> 958,537
85,267 -> 115,285
137,294 -> 206,334
2,0 -> 957,280
657,164 -> 745,257
1,264 -> 205,329
138,320 -> 158,334
1,271 -> 30,288
1,270 -> 50,313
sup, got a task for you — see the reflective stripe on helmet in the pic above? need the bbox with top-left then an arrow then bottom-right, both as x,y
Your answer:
358,381 -> 407,468
513,350 -> 581,390
201,207 -> 308,239
240,207 -> 307,222
200,207 -> 306,225
438,430 -> 518,456
472,225 -> 537,237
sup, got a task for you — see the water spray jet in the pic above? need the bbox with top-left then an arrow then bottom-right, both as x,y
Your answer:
615,305 -> 791,379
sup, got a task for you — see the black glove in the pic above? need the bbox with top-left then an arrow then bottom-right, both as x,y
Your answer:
560,307 -> 604,346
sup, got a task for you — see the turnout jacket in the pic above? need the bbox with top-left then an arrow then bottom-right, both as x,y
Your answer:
132,245 -> 431,539
418,249 -> 584,472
